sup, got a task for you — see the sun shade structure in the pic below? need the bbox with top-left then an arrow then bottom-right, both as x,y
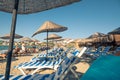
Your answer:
108,27 -> 120,45
19,37 -> 32,42
44,34 -> 62,40
108,27 -> 120,34
32,21 -> 67,54
0,0 -> 80,14
88,32 -> 106,39
44,34 -> 62,49
0,0 -> 80,79
32,38 -> 40,42
87,32 -> 108,44
32,21 -> 68,37
0,33 -> 23,39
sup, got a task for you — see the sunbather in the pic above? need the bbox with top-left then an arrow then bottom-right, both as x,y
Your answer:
18,43 -> 27,56
0,50 -> 8,59
12,45 -> 21,56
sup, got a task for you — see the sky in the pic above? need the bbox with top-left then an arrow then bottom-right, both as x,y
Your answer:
0,0 -> 120,42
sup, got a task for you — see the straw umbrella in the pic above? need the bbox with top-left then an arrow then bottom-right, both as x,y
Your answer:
32,38 -> 40,42
44,34 -> 62,40
108,27 -> 120,45
0,33 -> 23,39
32,21 -> 67,36
0,0 -> 80,79
19,37 -> 32,42
108,27 -> 120,34
88,32 -> 107,46
44,34 -> 62,48
0,33 -> 23,46
32,21 -> 67,54
88,32 -> 106,39
74,38 -> 93,47
19,37 -> 33,46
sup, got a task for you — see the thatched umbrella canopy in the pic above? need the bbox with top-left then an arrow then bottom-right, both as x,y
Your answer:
87,32 -> 112,47
32,21 -> 68,37
72,38 -> 93,47
88,32 -> 106,39
108,27 -> 120,34
0,0 -> 80,79
19,37 -> 32,42
88,32 -> 107,43
32,39 -> 40,42
54,38 -> 64,41
108,27 -> 120,45
113,35 -> 120,45
80,38 -> 93,46
0,33 -> 23,39
44,34 -> 62,40
32,21 -> 67,54
0,0 -> 80,14
19,37 -> 34,46
72,38 -> 82,43
44,34 -> 62,48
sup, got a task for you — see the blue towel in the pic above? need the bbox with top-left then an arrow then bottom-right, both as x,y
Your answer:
80,55 -> 120,80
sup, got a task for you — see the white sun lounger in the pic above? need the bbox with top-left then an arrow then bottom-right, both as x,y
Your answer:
0,47 -> 87,80
15,47 -> 86,76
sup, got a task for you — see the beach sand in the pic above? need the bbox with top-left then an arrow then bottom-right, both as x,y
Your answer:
0,53 -> 90,79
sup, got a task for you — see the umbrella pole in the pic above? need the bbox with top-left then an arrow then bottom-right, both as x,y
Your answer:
47,30 -> 48,54
5,0 -> 19,80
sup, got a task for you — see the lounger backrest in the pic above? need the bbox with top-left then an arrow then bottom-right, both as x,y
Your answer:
102,46 -> 111,53
85,47 -> 92,53
115,47 -> 120,52
53,57 -> 74,80
77,47 -> 87,57
95,46 -> 102,53
53,47 -> 87,80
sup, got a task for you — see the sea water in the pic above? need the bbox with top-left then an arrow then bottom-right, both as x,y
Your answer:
0,46 -> 9,50
0,45 -> 36,50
